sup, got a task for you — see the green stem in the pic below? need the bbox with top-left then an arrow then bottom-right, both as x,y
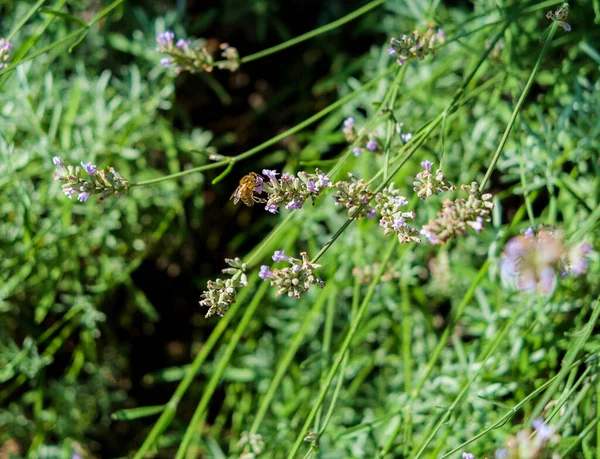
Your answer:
174,282 -> 269,458
287,240 -> 397,458
214,0 -> 386,66
480,22 -> 558,189
248,288 -> 329,435
132,279 -> 256,459
131,65 -> 396,187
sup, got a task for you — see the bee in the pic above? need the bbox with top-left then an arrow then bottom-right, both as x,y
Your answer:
231,172 -> 264,207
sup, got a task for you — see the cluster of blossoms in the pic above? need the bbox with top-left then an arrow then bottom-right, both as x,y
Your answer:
501,227 -> 593,294
420,181 -> 494,245
332,173 -> 377,219
342,117 -> 412,157
374,183 -> 420,243
256,169 -> 332,214
463,418 -> 560,458
353,262 -> 401,284
0,38 -> 13,70
238,432 -> 264,459
199,257 -> 248,318
413,160 -> 456,199
546,3 -> 571,32
388,25 -> 445,66
259,251 -> 324,298
52,157 -> 130,202
155,31 -> 239,74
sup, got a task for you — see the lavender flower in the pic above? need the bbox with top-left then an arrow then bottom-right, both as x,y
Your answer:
155,31 -> 223,73
259,265 -> 274,280
261,252 -> 324,298
257,169 -> 332,214
375,184 -> 420,244
462,453 -> 475,459
332,173 -> 376,219
353,147 -> 363,157
81,161 -> 97,175
343,117 -> 355,128
388,25 -> 444,67
343,117 -> 357,141
272,250 -> 289,262
0,38 -> 14,70
366,139 -> 378,152
413,161 -> 456,199
217,43 -> 241,71
495,420 -> 561,458
563,242 -> 593,276
421,182 -> 493,245
546,3 -> 571,32
401,132 -> 413,143
500,228 -> 564,294
53,158 -> 130,202
200,257 -> 248,318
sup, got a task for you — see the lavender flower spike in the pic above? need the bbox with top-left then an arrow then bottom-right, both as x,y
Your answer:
53,156 -> 64,167
262,169 -> 279,180
421,160 -> 433,172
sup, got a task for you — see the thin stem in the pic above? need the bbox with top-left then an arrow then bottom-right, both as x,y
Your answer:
480,22 -> 558,189
287,240 -> 397,458
132,280 -> 256,459
175,282 -> 269,458
131,65 -> 396,187
214,0 -> 386,66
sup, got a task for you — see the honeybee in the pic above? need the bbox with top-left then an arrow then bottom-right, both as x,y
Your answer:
230,172 -> 264,207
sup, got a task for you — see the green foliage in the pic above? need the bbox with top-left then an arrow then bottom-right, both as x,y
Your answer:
1,0 -> 600,458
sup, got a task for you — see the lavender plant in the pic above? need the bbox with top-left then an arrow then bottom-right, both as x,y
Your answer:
5,1 -> 600,458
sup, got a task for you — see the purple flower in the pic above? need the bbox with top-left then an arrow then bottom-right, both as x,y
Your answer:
81,161 -> 97,175
462,454 -> 475,459
397,58 -> 406,66
160,57 -> 172,68
286,199 -> 303,210
280,172 -> 293,183
393,217 -> 405,229
64,187 -> 77,199
176,38 -> 190,49
258,265 -> 274,280
366,139 -> 377,151
307,180 -> 316,193
156,31 -> 175,47
495,449 -> 507,459
265,204 -> 279,214
254,176 -> 264,194
78,192 -> 90,202
262,169 -> 279,180
53,156 -> 64,166
367,208 -> 377,219
379,218 -> 388,228
394,196 -> 408,206
421,160 -> 433,173
318,173 -> 329,187
353,147 -> 362,157
388,46 -> 397,56
292,264 -> 301,272
524,227 -> 535,238
272,250 -> 289,262
468,216 -> 484,233
532,418 -> 555,441
343,117 -> 355,128
401,133 -> 413,142
564,23 -> 571,32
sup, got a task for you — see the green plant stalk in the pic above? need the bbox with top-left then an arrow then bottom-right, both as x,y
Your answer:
414,300 -> 529,457
529,295 -> 600,422
287,239 -> 397,457
174,281 -> 269,458
133,279 -> 257,459
379,195 -> 532,456
561,417 -> 600,456
553,369 -> 593,431
6,0 -> 46,41
314,287 -> 337,434
131,66 -> 396,187
212,0 -> 386,66
480,22 -> 558,189
440,358 -> 586,458
247,288 -> 329,436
